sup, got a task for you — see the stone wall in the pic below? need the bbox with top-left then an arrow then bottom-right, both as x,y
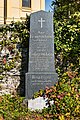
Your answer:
0,22 -> 29,96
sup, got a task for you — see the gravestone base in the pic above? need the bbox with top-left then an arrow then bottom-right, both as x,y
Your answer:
25,72 -> 58,99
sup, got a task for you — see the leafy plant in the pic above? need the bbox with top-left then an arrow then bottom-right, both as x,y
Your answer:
54,12 -> 80,75
0,95 -> 28,120
0,95 -> 47,120
42,72 -> 80,119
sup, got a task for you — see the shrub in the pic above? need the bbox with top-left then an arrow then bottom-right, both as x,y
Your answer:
0,95 -> 47,120
0,95 -> 28,120
42,72 -> 80,120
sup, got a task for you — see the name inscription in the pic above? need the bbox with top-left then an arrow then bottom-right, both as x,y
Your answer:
29,74 -> 53,85
29,34 -> 54,72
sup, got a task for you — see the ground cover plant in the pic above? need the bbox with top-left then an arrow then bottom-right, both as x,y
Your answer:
0,71 -> 80,120
42,72 -> 80,120
0,95 -> 46,120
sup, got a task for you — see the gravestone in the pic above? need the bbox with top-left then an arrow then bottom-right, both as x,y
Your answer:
26,10 -> 58,99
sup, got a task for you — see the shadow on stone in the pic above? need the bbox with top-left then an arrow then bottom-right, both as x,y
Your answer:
17,17 -> 30,97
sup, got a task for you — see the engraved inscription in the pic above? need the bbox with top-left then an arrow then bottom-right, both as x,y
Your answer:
38,31 -> 45,34
29,35 -> 54,71
31,75 -> 52,79
29,56 -> 53,71
30,74 -> 53,85
30,35 -> 52,39
30,39 -> 53,54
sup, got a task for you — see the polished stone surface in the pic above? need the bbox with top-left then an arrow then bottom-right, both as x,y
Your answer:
26,11 -> 58,99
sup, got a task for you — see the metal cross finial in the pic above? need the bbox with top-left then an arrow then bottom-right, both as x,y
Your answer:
38,18 -> 45,28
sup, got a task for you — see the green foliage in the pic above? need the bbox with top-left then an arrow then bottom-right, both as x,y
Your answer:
0,95 -> 28,120
0,75 -> 4,80
54,12 -> 80,75
0,16 -> 30,75
0,95 -> 46,120
0,16 -> 30,48
33,89 -> 44,98
0,75 -> 79,119
51,0 -> 80,75
52,0 -> 80,20
45,3 -> 80,118
42,72 -> 80,119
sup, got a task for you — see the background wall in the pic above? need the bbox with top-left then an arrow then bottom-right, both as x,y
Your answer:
0,0 -> 45,24
0,0 -> 4,24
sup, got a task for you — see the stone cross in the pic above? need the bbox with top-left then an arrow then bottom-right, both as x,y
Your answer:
38,17 -> 45,28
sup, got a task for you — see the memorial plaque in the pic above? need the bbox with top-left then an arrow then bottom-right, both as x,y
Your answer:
26,10 -> 58,99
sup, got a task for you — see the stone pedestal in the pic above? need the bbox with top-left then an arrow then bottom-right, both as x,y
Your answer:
26,72 -> 58,99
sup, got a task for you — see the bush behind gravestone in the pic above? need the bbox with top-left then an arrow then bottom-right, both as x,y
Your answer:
54,12 -> 80,76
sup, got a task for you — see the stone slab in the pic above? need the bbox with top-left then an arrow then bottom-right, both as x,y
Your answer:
29,10 -> 55,72
28,97 -> 48,110
25,10 -> 58,100
25,72 -> 58,99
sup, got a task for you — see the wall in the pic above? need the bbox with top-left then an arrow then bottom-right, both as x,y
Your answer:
0,21 -> 29,96
0,0 -> 4,24
0,0 -> 45,24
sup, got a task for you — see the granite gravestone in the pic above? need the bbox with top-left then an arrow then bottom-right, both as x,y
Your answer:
26,10 -> 58,99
